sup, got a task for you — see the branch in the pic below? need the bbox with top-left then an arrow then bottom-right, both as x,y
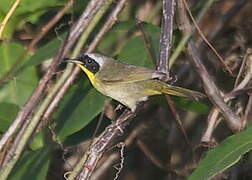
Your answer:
157,0 -> 196,162
28,0 -> 74,52
169,0 -> 215,67
41,0 -> 129,122
0,0 -> 111,178
201,48 -> 252,142
0,0 -> 74,86
38,0 -> 116,128
68,110 -> 134,180
62,1 -> 130,179
90,120 -> 148,179
187,41 -> 241,131
158,0 -> 175,74
0,0 -> 22,38
176,0 -> 241,132
181,0 -> 234,76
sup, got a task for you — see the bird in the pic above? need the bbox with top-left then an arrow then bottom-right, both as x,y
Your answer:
65,53 -> 205,111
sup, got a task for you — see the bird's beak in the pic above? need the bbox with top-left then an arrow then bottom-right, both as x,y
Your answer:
63,58 -> 84,65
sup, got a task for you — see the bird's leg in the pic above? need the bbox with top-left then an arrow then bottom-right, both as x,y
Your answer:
111,104 -> 125,121
169,75 -> 177,85
113,109 -> 135,135
162,73 -> 178,85
158,71 -> 173,83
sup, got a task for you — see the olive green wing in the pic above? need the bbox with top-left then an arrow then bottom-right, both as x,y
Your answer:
97,60 -> 165,84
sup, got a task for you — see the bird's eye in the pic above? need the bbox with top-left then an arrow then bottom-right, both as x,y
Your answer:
87,63 -> 99,73
87,59 -> 92,63
81,54 -> 100,73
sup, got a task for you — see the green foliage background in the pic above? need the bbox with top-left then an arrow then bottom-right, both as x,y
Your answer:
0,0 -> 251,180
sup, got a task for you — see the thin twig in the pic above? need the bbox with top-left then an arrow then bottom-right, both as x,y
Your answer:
42,0 -> 129,122
28,0 -> 74,52
0,0 -> 105,153
233,49 -> 252,92
181,0 -> 234,76
165,96 -> 195,159
157,0 -> 196,165
0,0 -> 22,38
37,0 -> 114,131
136,17 -> 157,65
169,0 -> 215,67
156,0 -> 196,168
235,49 -> 251,87
91,121 -> 148,180
176,0 -> 241,132
0,0 -> 74,86
187,41 -> 241,131
88,100 -> 108,149
242,50 -> 252,126
202,49 -> 252,141
113,143 -> 125,180
201,108 -> 221,142
198,0 -> 247,47
87,0 -> 128,51
0,0 -> 110,178
90,153 -> 119,180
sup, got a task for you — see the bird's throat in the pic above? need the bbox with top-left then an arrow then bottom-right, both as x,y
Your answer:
77,64 -> 96,85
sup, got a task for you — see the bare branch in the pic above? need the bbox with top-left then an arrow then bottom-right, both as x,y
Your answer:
69,110 -> 134,180
181,0 -> 234,76
28,0 -> 74,52
0,0 -> 74,86
0,0 -> 111,178
202,48 -> 252,142
187,41 -> 241,132
158,0 -> 175,74
42,0 -> 129,121
176,0 -> 241,132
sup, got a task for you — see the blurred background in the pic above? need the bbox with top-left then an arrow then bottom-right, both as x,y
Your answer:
0,0 -> 251,179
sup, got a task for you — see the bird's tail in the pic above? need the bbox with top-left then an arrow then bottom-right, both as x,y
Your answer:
161,83 -> 206,101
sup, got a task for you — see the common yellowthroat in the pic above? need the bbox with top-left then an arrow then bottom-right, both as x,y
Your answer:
65,53 -> 205,111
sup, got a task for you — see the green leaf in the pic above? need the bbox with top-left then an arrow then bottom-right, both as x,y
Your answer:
111,20 -> 136,31
64,115 -> 111,146
0,42 -> 38,105
14,0 -> 64,15
0,42 -> 24,75
29,132 -> 45,151
55,80 -> 105,141
172,96 -> 209,114
118,23 -> 160,68
21,37 -> 63,68
118,36 -> 155,68
97,20 -> 136,55
0,0 -> 63,17
0,0 -> 64,39
9,147 -> 51,180
0,102 -> 19,132
189,125 -> 252,180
